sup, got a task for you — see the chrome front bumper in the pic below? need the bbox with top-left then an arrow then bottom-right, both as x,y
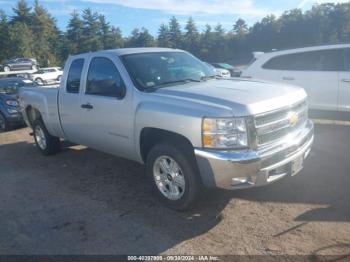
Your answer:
195,120 -> 314,190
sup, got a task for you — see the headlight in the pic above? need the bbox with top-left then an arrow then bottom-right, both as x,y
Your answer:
202,117 -> 248,149
5,100 -> 18,107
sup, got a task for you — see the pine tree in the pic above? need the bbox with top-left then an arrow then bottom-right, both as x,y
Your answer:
157,23 -> 171,47
233,18 -> 248,36
138,27 -> 155,47
99,14 -> 114,49
127,27 -> 154,47
184,17 -> 199,55
9,22 -> 35,58
110,26 -> 124,48
66,11 -> 84,54
199,24 -> 213,59
0,10 -> 11,62
168,16 -> 182,48
81,8 -> 102,52
12,0 -> 32,25
32,0 -> 60,66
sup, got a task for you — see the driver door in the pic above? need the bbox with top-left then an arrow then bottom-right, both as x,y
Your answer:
78,55 -> 134,158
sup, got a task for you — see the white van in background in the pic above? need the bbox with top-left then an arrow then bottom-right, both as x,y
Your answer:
242,44 -> 350,112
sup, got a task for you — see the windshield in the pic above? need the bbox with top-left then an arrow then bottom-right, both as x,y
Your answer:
0,79 -> 35,95
121,52 -> 216,91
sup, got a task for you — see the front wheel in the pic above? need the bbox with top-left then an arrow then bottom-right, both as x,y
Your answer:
33,119 -> 60,155
3,66 -> 10,72
146,143 -> 201,211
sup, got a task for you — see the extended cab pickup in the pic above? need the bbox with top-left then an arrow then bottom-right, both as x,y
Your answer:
19,48 -> 314,210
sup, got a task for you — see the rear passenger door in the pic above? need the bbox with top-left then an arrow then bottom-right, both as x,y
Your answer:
338,48 -> 350,112
58,57 -> 86,144
78,55 -> 134,158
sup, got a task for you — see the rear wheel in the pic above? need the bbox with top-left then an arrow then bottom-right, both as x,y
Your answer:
3,66 -> 10,72
35,78 -> 44,85
0,113 -> 8,132
31,65 -> 37,71
33,119 -> 60,155
146,143 -> 200,211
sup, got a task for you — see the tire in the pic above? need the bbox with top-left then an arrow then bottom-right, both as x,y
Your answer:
57,75 -> 62,82
3,66 -> 10,72
33,119 -> 60,155
35,78 -> 44,85
146,142 -> 201,211
0,112 -> 9,132
31,65 -> 37,71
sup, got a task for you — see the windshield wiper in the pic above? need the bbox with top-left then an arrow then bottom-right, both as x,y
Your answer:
157,78 -> 202,88
201,75 -> 217,81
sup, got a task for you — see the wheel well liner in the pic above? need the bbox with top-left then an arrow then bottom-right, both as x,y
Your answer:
26,106 -> 42,127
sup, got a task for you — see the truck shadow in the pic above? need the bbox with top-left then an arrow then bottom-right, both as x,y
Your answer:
0,140 -> 229,254
0,123 -> 349,254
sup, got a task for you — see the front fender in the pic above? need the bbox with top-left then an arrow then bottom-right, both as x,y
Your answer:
134,101 -> 203,162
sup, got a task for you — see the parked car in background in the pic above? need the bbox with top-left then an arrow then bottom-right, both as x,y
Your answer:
30,67 -> 63,85
204,62 -> 231,78
1,58 -> 38,72
20,48 -> 313,210
242,44 -> 350,112
0,77 -> 36,132
211,63 -> 241,77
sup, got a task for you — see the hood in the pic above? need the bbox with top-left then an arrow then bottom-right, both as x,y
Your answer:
154,78 -> 307,116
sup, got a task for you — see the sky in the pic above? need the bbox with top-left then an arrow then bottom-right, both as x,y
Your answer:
0,0 -> 348,35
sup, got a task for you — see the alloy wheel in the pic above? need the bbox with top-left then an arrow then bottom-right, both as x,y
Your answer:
35,125 -> 47,150
153,156 -> 186,201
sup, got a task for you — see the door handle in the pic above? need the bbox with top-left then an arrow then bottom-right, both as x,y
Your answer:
282,76 -> 295,81
342,79 -> 350,83
81,103 -> 93,109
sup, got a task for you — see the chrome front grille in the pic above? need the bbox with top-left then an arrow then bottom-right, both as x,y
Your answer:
254,100 -> 308,147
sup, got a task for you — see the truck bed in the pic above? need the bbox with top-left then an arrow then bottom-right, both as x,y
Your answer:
19,85 -> 63,137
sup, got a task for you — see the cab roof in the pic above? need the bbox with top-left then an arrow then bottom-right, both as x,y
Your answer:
70,47 -> 185,58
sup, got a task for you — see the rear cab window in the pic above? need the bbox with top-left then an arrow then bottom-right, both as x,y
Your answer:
66,58 -> 84,94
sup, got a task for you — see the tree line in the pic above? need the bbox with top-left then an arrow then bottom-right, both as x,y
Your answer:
1,0 -> 350,67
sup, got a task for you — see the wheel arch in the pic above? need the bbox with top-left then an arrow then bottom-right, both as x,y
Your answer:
25,105 -> 43,128
139,127 -> 195,164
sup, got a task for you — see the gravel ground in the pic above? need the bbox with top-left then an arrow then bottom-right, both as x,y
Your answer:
0,125 -> 349,256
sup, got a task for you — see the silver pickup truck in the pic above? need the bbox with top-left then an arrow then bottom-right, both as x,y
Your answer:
19,48 -> 314,210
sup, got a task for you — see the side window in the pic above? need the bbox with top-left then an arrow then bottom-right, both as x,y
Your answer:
343,48 -> 350,71
263,49 -> 343,71
86,57 -> 126,98
262,56 -> 289,70
66,59 -> 84,94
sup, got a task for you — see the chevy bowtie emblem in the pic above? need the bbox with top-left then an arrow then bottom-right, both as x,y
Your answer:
289,112 -> 299,126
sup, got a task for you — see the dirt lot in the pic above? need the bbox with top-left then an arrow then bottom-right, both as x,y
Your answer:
0,124 -> 349,256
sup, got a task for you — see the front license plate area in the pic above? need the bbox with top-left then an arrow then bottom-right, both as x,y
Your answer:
291,155 -> 303,176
